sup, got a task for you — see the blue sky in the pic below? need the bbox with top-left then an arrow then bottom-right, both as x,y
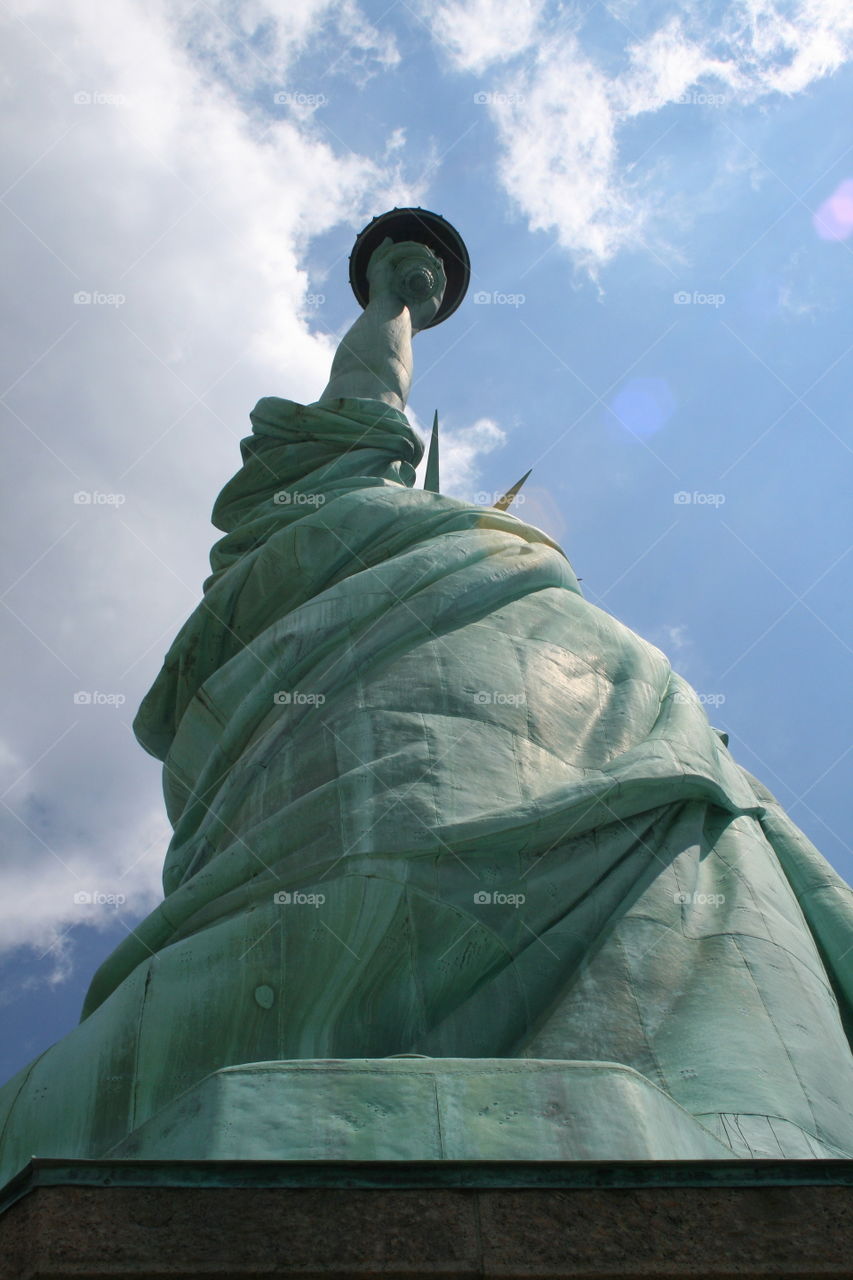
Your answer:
0,0 -> 851,1085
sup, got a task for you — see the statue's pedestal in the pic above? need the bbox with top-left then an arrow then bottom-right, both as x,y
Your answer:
1,1157 -> 851,1279
3,1061 -> 851,1276
106,1058 -> 734,1162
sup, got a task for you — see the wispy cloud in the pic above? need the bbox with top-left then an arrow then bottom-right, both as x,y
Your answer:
427,0 -> 853,271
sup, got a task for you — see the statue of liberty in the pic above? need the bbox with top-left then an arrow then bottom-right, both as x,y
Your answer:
1,210 -> 852,1178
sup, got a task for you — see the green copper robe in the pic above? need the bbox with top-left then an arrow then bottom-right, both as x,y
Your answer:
1,395 -> 852,1176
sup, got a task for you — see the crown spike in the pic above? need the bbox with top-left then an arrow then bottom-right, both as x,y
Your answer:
494,469 -> 532,512
424,410 -> 440,493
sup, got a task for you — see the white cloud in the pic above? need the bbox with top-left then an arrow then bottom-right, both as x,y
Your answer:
617,17 -> 737,116
173,0 -> 399,96
492,35 -> 642,273
736,0 -> 853,94
427,0 -> 853,272
0,0 -> 422,973
427,0 -> 545,74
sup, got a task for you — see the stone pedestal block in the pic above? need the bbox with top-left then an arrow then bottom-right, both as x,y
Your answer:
1,1159 -> 851,1279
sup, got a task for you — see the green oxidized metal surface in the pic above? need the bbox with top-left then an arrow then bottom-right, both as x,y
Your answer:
0,389 -> 851,1179
1,223 -> 852,1185
104,1060 -> 736,1161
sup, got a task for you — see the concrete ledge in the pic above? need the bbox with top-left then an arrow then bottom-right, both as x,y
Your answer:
1,1160 -> 852,1279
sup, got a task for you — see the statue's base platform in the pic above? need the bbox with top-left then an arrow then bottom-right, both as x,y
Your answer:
1,1158 -> 851,1279
106,1058 -> 735,1162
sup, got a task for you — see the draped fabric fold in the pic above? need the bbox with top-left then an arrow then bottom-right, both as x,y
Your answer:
72,394 -> 853,1159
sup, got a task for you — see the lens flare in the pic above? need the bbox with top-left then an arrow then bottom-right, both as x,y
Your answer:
608,376 -> 676,439
813,179 -> 853,241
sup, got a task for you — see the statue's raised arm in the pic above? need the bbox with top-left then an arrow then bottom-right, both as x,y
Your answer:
318,237 -> 447,412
